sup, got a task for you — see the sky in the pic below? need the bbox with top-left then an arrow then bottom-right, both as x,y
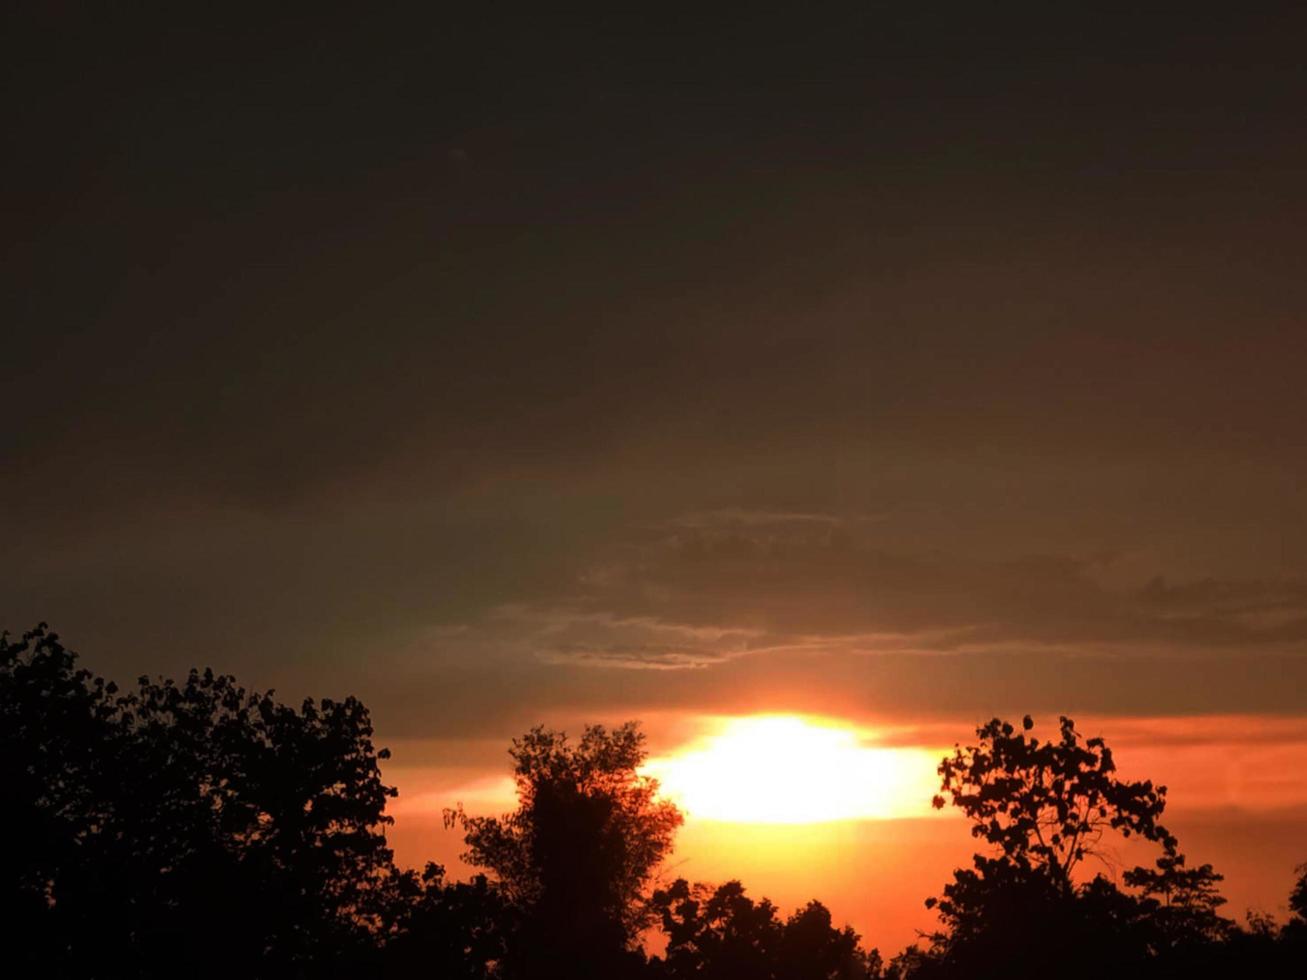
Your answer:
5,2 -> 1307,954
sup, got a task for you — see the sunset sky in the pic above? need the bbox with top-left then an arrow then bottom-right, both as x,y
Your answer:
5,4 -> 1307,955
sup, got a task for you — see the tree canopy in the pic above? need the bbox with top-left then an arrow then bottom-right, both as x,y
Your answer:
448,722 -> 684,978
916,715 -> 1238,979
931,715 -> 1174,888
2,624 -> 398,976
652,878 -> 878,980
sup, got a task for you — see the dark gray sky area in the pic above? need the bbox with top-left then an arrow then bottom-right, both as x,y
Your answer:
5,5 -> 1307,741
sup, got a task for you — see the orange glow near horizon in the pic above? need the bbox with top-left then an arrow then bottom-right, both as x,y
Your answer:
383,711 -> 1307,954
643,715 -> 943,824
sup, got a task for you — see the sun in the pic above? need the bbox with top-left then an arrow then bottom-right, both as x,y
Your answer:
643,715 -> 941,824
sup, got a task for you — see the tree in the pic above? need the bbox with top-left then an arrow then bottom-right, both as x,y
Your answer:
380,862 -> 507,979
0,624 -> 121,971
654,879 -> 784,980
1123,851 -> 1232,950
917,715 -> 1231,980
2,624 -> 400,977
1283,862 -> 1307,952
447,722 -> 683,979
651,879 -> 878,980
1291,863 -> 1307,923
780,899 -> 881,980
931,715 -> 1174,892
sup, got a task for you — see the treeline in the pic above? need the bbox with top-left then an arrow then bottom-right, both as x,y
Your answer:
3,624 -> 1305,979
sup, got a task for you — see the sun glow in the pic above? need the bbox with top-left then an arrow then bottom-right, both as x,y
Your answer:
644,715 -> 941,824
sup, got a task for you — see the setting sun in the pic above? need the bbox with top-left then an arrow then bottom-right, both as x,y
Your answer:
644,715 -> 942,824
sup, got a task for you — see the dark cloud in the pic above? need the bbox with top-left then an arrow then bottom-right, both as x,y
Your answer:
539,645 -> 733,671
3,4 -> 1307,745
527,517 -> 1307,655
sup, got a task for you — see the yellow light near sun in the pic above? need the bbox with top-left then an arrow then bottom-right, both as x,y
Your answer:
644,715 -> 941,824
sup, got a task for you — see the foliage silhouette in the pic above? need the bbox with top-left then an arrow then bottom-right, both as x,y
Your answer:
930,715 -> 1173,888
1283,863 -> 1307,954
446,722 -> 683,979
2,624 -> 397,977
651,878 -> 879,980
913,715 -> 1243,980
380,862 -> 507,978
1292,862 -> 1307,922
1122,851 -> 1232,951
1,624 -> 118,972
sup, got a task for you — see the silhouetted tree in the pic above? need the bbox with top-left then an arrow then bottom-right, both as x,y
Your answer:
447,722 -> 683,979
1123,851 -> 1232,951
1283,862 -> 1307,954
654,879 -> 784,980
1,624 -> 120,973
908,854 -> 1152,979
780,899 -> 882,980
2,624 -> 399,977
912,715 -> 1232,980
1291,862 -> 1307,923
931,715 -> 1174,891
651,878 -> 878,980
380,862 -> 507,979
